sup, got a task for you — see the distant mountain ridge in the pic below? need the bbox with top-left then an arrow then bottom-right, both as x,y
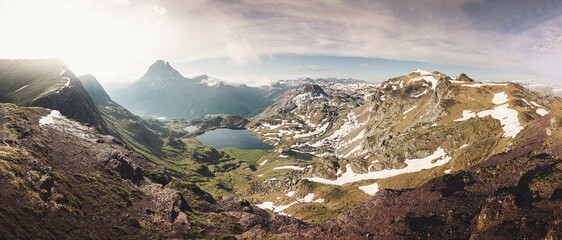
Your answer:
110,60 -> 275,119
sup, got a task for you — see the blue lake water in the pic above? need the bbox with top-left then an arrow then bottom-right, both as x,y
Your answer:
195,129 -> 274,150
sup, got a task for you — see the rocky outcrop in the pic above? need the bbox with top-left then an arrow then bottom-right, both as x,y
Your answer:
455,73 -> 475,82
130,184 -> 191,232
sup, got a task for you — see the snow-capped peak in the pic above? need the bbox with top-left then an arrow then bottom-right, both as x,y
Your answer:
413,69 -> 433,76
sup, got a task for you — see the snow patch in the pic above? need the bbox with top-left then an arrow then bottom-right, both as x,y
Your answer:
302,193 -> 315,203
293,121 -> 329,138
264,178 -> 277,182
38,110 -> 95,140
530,101 -> 541,107
259,159 -> 268,166
536,109 -> 548,116
461,83 -> 508,88
454,110 -> 476,122
256,192 -> 324,214
477,104 -> 522,138
273,166 -> 305,171
359,182 -> 379,195
286,191 -> 295,197
412,88 -> 429,98
15,85 -> 28,92
491,92 -> 508,104
413,69 -> 432,76
403,106 -> 417,115
306,147 -> 451,185
411,75 -> 438,90
256,202 -> 274,210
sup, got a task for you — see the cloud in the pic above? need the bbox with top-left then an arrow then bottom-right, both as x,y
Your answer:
360,63 -> 369,68
107,0 -> 130,6
2,0 -> 561,83
152,5 -> 167,16
532,31 -> 562,57
288,65 -> 333,72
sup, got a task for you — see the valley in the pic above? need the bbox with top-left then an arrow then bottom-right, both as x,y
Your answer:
0,59 -> 560,239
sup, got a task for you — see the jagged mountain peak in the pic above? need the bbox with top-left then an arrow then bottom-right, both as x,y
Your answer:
455,73 -> 475,82
149,59 -> 172,70
139,60 -> 185,83
302,84 -> 327,96
112,60 -> 275,118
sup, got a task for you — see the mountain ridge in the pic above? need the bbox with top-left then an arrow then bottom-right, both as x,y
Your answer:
110,60 -> 275,119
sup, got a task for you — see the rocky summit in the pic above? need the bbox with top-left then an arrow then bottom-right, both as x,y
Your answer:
0,60 -> 560,239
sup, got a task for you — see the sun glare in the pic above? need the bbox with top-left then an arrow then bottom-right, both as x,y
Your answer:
0,0 -> 160,76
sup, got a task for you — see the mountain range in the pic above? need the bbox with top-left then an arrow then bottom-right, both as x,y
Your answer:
0,59 -> 560,239
109,60 -> 276,119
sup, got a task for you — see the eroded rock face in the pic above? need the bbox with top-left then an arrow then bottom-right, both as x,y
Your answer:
103,150 -> 144,183
131,184 -> 191,232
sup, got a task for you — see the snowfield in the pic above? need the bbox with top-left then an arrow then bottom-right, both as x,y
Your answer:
461,83 -> 508,88
306,147 -> 451,185
39,110 -> 95,140
477,104 -> 522,138
358,182 -> 379,195
256,193 -> 325,215
411,70 -> 438,90
491,92 -> 508,104
273,166 -> 305,171
536,109 -> 548,116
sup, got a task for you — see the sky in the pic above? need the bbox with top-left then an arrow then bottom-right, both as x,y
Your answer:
1,0 -> 561,86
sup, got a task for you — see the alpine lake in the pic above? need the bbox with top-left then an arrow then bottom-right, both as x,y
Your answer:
194,128 -> 274,150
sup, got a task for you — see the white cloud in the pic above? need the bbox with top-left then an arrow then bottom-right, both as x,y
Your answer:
288,65 -> 333,72
107,0 -> 129,6
360,63 -> 369,68
152,5 -> 167,16
532,31 -> 562,57
1,0 -> 561,83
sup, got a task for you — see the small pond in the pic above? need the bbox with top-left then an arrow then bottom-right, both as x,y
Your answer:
195,129 -> 274,150
183,126 -> 197,132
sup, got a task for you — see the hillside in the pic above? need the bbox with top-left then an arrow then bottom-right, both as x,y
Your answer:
77,74 -> 269,196
0,59 -> 107,133
0,103 -> 301,239
78,74 -> 165,160
109,60 -> 275,119
241,105 -> 562,239
239,70 -> 556,221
